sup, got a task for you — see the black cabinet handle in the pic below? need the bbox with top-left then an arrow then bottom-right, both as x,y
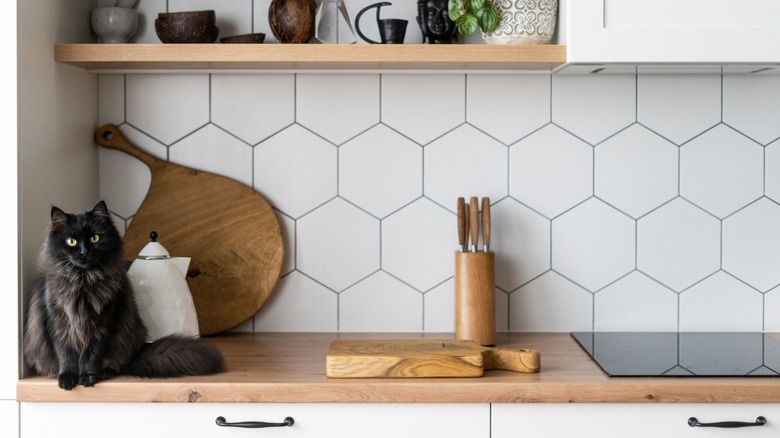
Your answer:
215,416 -> 294,429
688,416 -> 766,428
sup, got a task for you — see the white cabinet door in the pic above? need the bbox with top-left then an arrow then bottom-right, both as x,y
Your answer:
568,0 -> 780,64
0,401 -> 18,438
21,403 -> 489,438
493,403 -> 779,437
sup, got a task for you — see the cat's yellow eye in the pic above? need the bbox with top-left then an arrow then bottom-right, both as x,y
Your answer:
66,238 -> 77,247
90,234 -> 100,244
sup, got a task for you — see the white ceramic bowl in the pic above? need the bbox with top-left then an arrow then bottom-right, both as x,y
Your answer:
91,7 -> 138,44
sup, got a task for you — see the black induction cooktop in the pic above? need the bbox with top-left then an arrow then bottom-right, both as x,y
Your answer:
571,332 -> 780,377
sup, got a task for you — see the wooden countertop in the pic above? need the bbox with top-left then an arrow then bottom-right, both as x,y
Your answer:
16,332 -> 780,403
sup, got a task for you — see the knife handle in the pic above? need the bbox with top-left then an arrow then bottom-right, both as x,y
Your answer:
457,197 -> 466,251
463,204 -> 471,251
481,197 -> 491,252
469,197 -> 479,251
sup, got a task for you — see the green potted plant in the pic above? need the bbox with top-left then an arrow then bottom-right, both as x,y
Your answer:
447,0 -> 500,37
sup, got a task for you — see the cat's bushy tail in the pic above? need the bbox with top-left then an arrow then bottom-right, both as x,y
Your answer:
125,335 -> 225,378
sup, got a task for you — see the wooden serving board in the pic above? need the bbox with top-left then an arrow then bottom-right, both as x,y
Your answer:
95,124 -> 284,335
326,340 -> 540,378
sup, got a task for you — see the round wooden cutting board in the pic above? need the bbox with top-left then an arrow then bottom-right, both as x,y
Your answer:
96,124 -> 284,335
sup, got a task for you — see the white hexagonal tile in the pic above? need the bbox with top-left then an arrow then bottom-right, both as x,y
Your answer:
169,124 -> 253,187
766,139 -> 780,203
252,0 -> 275,42
339,271 -> 422,332
116,123 -> 169,160
126,74 -> 209,145
98,147 -> 150,220
552,74 -> 635,144
98,74 -> 124,126
723,198 -> 780,292
133,0 -> 166,43
253,271 -> 337,332
254,124 -> 337,218
297,74 -> 380,145
467,74 -> 550,145
766,286 -> 780,331
296,198 -> 379,291
509,124 -> 592,218
680,124 -> 763,218
637,74 -> 721,145
637,198 -> 720,292
496,289 -> 509,332
211,74 -> 294,145
724,75 -> 780,145
552,199 -> 635,291
679,271 -> 763,331
423,278 -> 454,333
340,125 -> 422,218
168,0 -> 252,38
595,125 -> 678,218
382,74 -> 465,144
276,210 -> 295,276
424,125 -> 507,208
509,272 -> 593,331
382,198 -> 453,292
594,272 -> 677,331
491,199 -> 550,291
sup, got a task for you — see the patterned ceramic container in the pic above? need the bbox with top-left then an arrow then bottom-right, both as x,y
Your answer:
483,0 -> 558,45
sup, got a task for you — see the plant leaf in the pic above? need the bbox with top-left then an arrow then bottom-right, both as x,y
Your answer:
448,0 -> 466,21
456,13 -> 479,36
477,3 -> 500,33
468,0 -> 485,11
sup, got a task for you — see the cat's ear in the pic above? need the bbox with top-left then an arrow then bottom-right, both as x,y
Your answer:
92,200 -> 109,216
50,206 -> 68,229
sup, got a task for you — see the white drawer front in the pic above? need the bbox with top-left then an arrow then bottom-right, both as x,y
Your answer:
493,404 -> 779,438
21,403 -> 489,438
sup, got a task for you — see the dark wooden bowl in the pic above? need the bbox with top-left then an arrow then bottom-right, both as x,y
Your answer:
220,33 -> 266,44
155,10 -> 219,43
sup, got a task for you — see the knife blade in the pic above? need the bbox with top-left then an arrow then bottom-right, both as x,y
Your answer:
482,197 -> 491,253
469,197 -> 479,252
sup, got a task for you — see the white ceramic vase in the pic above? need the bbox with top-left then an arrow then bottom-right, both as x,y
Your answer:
90,6 -> 138,43
483,0 -> 558,45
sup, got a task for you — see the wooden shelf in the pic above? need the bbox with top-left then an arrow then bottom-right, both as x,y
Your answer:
54,43 -> 567,71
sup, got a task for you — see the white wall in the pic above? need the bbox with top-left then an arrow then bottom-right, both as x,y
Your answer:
18,0 -> 99,384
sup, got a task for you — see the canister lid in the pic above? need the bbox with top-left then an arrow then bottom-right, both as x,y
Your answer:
136,231 -> 171,260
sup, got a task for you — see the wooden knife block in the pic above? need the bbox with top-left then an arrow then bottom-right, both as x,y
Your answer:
455,251 -> 495,346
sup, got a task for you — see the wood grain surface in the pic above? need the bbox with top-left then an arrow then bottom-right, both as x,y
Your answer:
53,44 -> 568,71
95,124 -> 284,335
455,252 -> 496,346
18,333 -> 780,404
325,339 -> 540,378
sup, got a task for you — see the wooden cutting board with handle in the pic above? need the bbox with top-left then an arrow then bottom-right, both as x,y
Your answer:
326,340 -> 540,378
95,124 -> 284,335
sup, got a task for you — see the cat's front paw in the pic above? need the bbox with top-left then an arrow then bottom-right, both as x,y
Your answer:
80,372 -> 100,387
57,372 -> 79,390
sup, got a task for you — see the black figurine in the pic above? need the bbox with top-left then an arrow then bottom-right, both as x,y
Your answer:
417,0 -> 458,44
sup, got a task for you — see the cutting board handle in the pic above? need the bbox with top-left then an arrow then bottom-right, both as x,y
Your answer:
95,124 -> 162,169
483,347 -> 540,373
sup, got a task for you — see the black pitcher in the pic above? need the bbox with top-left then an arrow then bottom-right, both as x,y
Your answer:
355,2 -> 407,44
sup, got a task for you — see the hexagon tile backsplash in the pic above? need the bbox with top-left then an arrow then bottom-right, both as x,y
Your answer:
98,72 -> 780,333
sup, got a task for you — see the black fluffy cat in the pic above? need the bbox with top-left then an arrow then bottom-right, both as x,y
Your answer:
23,201 -> 225,390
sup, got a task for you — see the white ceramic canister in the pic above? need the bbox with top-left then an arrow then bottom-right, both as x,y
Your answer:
128,232 -> 200,342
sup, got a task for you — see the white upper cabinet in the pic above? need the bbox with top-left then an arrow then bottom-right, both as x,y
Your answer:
567,0 -> 780,64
